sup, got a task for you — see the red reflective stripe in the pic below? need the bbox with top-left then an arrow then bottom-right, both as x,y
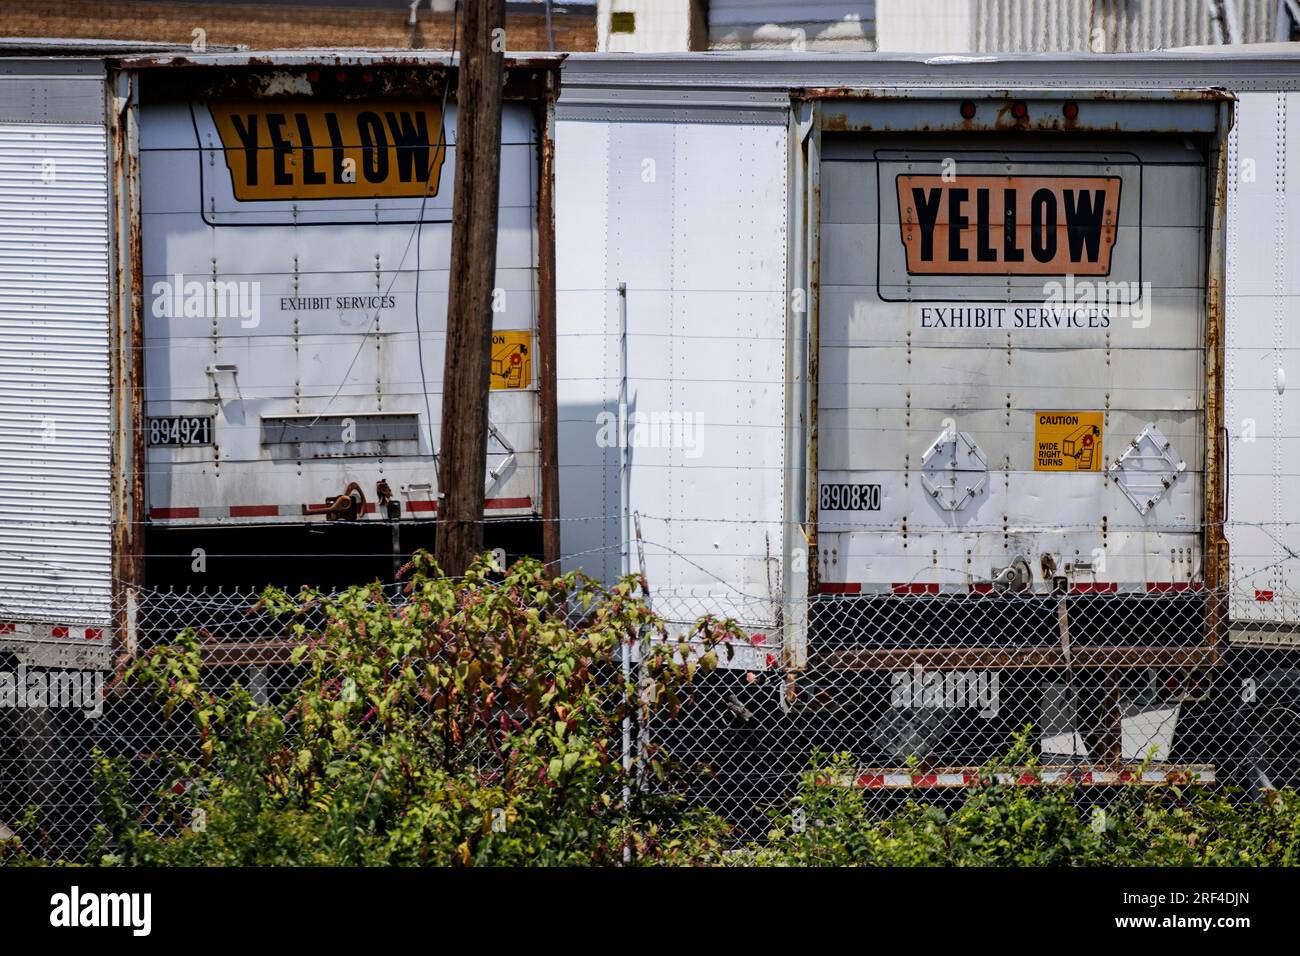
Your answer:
892,583 -> 939,595
155,497 -> 534,519
50,626 -> 69,638
818,582 -> 861,595
151,507 -> 201,519
403,498 -> 533,514
230,504 -> 280,518
856,774 -> 885,789
84,628 -> 103,641
1256,589 -> 1276,602
1070,582 -> 1117,594
484,497 -> 533,510
0,623 -> 14,635
970,583 -> 994,594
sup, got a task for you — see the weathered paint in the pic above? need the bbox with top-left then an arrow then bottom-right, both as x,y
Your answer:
807,90 -> 1229,607
132,61 -> 558,528
534,80 -> 562,567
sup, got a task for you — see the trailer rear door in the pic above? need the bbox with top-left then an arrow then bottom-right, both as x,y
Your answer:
807,92 -> 1230,599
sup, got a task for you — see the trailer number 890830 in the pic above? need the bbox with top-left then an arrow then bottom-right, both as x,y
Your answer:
820,483 -> 882,511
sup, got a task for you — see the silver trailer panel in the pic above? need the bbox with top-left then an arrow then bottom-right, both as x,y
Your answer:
138,90 -> 543,526
0,59 -> 112,646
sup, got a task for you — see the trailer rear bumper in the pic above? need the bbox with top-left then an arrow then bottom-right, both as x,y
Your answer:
825,763 -> 1216,789
816,646 -> 1219,671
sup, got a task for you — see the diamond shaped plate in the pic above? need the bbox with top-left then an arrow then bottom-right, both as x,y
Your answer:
1107,423 -> 1186,515
920,430 -> 988,511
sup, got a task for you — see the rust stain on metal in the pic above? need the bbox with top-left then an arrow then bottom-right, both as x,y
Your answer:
535,71 -> 562,567
122,55 -> 563,103
819,110 -> 850,132
109,70 -> 146,671
805,141 -> 821,600
1203,99 -> 1232,647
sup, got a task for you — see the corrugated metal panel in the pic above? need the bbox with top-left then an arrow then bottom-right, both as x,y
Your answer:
973,0 -> 1277,52
0,73 -> 111,624
0,61 -> 107,124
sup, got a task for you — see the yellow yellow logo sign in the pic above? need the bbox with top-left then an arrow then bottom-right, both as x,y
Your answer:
490,331 -> 532,390
210,102 -> 447,201
1034,411 -> 1104,471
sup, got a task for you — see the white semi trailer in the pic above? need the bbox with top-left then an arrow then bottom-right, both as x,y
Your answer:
1,46 -> 1299,808
553,48 -> 1300,793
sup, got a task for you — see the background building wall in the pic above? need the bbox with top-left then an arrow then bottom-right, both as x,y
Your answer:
592,0 -> 1296,53
875,0 -> 973,52
597,0 -> 702,52
0,0 -> 597,52
971,0 -> 1281,53
707,0 -> 876,50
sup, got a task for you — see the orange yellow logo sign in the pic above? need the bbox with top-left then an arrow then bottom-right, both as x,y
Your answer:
897,175 -> 1120,276
210,102 -> 447,201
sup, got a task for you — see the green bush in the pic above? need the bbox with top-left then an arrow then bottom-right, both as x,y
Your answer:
746,737 -> 1300,867
85,552 -> 740,866
5,560 -> 1300,867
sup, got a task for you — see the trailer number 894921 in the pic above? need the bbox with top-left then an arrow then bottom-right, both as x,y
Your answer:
147,416 -> 214,447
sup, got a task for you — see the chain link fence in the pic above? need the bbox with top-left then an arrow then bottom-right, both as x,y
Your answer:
3,579 -> 1300,859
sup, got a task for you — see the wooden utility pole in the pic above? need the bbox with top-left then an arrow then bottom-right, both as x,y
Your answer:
436,0 -> 505,577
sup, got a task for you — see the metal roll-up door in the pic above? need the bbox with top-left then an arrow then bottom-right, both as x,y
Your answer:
0,61 -> 111,626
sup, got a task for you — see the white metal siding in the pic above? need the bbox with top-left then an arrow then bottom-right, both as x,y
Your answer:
555,114 -> 788,610
0,75 -> 111,624
1225,90 -> 1300,622
597,0 -> 697,52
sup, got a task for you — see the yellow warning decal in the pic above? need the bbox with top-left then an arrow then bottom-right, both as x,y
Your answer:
490,331 -> 532,390
210,101 -> 447,202
1034,411 -> 1103,472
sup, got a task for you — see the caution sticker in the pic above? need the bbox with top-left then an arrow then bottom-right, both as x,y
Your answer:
1034,411 -> 1103,471
490,331 -> 532,390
